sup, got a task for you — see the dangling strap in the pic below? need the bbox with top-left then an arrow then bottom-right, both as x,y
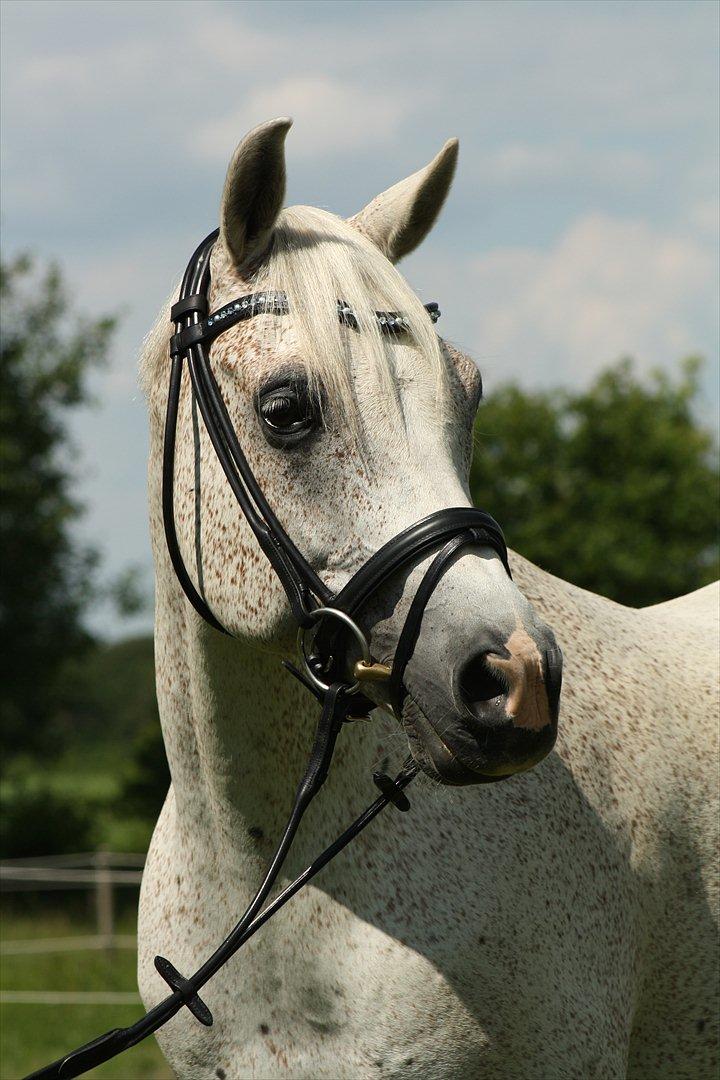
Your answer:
26,684 -> 417,1080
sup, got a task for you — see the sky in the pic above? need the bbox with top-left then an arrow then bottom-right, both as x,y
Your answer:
1,0 -> 718,637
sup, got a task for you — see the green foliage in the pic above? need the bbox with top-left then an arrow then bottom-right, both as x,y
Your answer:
107,565 -> 153,618
0,782 -> 97,858
121,721 -> 169,822
60,633 -> 170,824
0,254 -> 116,766
2,635 -> 168,855
470,358 -> 719,606
56,636 -> 159,749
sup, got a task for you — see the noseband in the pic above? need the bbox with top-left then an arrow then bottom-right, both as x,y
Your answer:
29,230 -> 510,1079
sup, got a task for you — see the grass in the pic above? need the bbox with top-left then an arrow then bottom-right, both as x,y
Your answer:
0,908 -> 171,1080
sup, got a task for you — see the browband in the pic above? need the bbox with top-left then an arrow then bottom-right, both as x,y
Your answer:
170,292 -> 441,359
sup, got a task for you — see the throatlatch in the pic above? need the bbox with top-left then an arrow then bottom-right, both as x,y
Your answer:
27,230 -> 510,1080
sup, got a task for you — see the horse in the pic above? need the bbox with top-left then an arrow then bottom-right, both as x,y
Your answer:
137,118 -> 719,1079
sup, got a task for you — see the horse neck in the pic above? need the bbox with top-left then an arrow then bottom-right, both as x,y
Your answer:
152,558 -> 384,867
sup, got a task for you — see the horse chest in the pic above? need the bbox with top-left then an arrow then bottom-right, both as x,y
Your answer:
150,876 -> 493,1079
141,791 -> 636,1080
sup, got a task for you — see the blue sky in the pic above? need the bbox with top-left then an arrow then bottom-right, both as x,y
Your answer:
1,0 -> 718,636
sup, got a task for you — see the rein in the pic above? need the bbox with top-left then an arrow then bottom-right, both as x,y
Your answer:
28,230 -> 510,1080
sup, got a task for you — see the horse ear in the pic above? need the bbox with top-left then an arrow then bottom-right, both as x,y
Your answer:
349,138 -> 459,264
220,117 -> 292,270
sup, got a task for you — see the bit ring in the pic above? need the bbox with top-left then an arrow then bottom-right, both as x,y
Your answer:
297,607 -> 371,694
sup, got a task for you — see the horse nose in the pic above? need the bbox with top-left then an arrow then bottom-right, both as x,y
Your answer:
454,632 -> 561,775
456,651 -> 507,709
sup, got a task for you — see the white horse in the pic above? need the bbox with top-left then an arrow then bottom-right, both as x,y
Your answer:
138,119 -> 719,1079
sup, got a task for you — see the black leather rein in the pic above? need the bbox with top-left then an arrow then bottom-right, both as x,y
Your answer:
27,229 -> 510,1080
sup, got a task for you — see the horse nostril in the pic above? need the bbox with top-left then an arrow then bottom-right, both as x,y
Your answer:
456,652 -> 507,709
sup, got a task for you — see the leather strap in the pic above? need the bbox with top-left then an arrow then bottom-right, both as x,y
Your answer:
331,507 -> 510,619
169,290 -> 441,359
27,686 -> 418,1080
170,294 -> 208,322
387,529 -> 486,714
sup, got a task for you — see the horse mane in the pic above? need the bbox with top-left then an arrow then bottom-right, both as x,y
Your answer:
140,204 -> 447,439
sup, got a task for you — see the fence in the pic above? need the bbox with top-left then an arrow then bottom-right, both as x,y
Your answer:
0,850 -> 145,957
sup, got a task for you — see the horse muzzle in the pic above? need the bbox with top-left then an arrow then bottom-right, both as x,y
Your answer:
401,635 -> 562,786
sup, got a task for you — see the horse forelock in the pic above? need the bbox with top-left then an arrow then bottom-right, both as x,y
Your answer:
139,205 -> 449,445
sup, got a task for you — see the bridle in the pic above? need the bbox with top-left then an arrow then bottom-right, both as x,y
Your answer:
29,229 -> 511,1080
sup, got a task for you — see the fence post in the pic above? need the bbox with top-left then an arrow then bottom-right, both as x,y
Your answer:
95,849 -> 114,951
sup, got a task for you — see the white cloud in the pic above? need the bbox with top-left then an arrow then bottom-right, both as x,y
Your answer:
688,198 -> 720,240
194,76 -> 417,162
460,214 -> 717,387
2,0 -> 717,634
479,143 -> 655,188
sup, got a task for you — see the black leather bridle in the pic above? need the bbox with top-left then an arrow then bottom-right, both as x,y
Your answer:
28,229 -> 511,1080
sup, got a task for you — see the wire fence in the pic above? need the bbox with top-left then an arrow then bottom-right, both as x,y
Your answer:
0,991 -> 141,1004
1,851 -> 146,1004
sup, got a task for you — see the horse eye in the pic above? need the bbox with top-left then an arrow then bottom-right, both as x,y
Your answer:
256,382 -> 317,445
261,394 -> 306,430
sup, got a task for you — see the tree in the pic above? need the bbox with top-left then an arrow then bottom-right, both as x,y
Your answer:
470,358 -> 719,607
0,254 -> 115,765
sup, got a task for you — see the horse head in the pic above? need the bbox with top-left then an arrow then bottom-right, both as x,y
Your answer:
147,117 -> 562,786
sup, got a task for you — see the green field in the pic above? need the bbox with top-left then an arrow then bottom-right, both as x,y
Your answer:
0,909 -> 171,1080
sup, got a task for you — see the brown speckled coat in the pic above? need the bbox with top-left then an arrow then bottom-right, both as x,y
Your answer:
137,121 -> 719,1080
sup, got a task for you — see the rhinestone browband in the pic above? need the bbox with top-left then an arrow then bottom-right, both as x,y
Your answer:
170,292 -> 440,359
